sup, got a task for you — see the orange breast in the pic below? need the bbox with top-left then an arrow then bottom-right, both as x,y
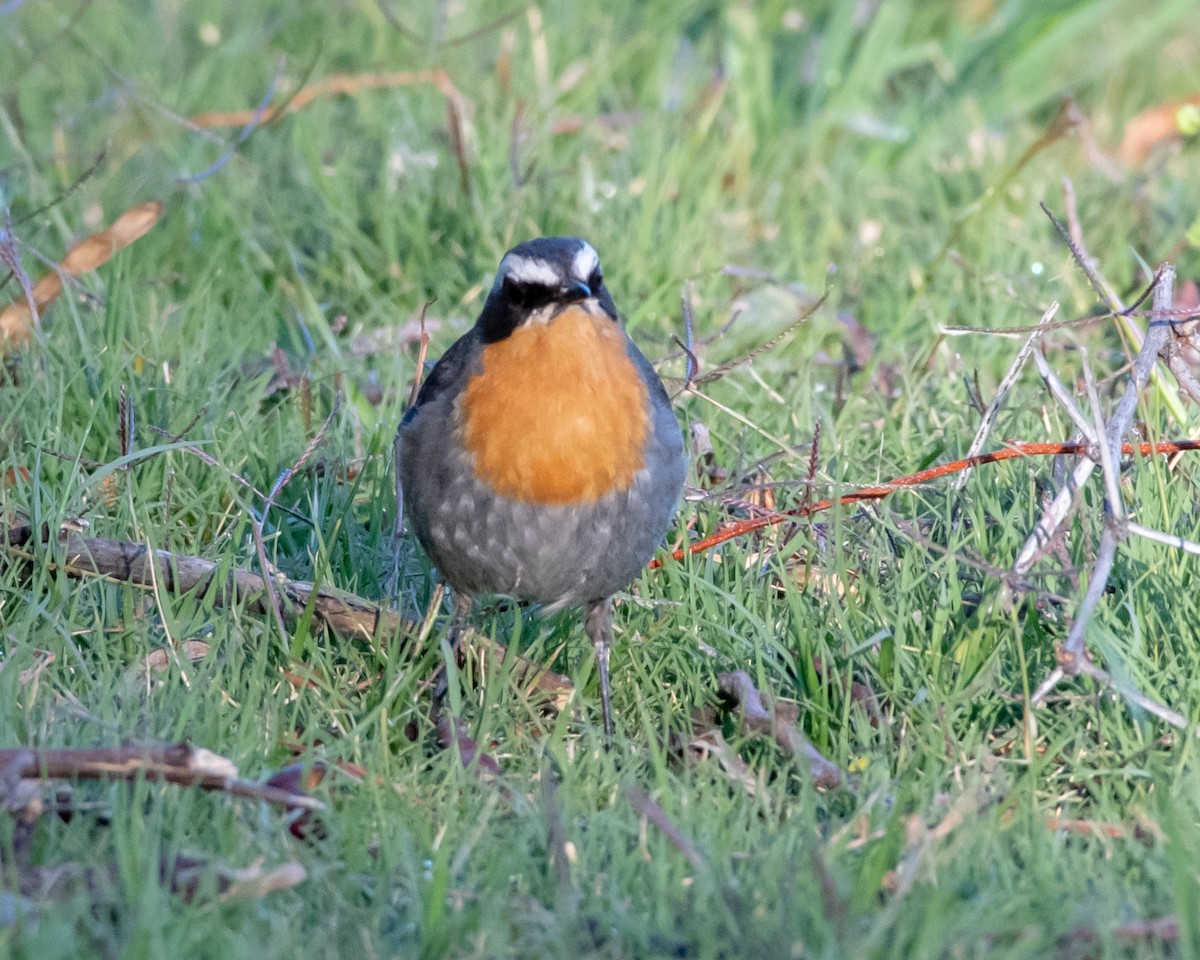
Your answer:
459,306 -> 650,505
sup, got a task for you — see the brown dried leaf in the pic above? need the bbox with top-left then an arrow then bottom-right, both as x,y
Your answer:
18,651 -> 55,686
139,641 -> 211,674
122,641 -> 211,694
691,421 -> 728,488
0,201 -> 165,352
436,713 -> 502,777
0,649 -> 55,688
838,311 -> 875,372
3,466 -> 31,488
219,861 -> 307,900
166,853 -> 306,903
263,762 -> 331,841
790,561 -> 858,599
739,471 -> 776,512
1118,94 -> 1200,166
715,670 -> 842,788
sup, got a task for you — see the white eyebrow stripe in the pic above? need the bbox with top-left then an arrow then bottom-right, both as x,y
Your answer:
499,254 -> 560,287
572,242 -> 599,281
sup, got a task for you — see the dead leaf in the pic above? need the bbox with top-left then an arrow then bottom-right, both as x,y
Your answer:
3,466 -> 31,489
0,201 -> 165,352
691,421 -> 728,487
0,648 -> 55,686
122,640 -> 211,692
18,651 -> 55,686
165,854 -> 306,903
219,861 -> 306,900
837,311 -> 875,372
714,671 -> 842,788
789,561 -> 859,600
1118,94 -> 1200,166
739,471 -> 776,512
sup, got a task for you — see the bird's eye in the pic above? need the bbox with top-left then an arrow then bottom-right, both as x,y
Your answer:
503,276 -> 554,310
587,268 -> 603,290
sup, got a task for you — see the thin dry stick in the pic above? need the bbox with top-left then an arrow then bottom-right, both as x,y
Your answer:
1163,334 -> 1200,407
1042,204 -> 1187,425
1009,457 -> 1097,578
1032,347 -> 1096,441
1102,266 -> 1177,464
1081,352 -> 1125,523
679,280 -> 698,389
1126,522 -> 1200,557
625,786 -> 707,872
144,424 -> 310,525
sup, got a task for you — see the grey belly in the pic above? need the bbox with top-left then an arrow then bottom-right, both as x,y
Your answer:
401,442 -> 680,610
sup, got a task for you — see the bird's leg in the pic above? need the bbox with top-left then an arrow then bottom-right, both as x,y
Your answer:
584,597 -> 615,747
431,591 -> 474,731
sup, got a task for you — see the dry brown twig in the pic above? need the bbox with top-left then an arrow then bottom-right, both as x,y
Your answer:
0,523 -> 574,707
715,670 -> 841,788
625,785 -> 707,872
0,743 -> 323,812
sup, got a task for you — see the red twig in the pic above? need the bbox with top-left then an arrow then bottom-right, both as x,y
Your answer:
652,439 -> 1200,568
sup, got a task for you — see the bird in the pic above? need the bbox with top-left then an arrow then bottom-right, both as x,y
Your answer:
397,236 -> 686,742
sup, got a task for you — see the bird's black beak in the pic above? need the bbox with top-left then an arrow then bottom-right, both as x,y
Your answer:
563,281 -> 592,302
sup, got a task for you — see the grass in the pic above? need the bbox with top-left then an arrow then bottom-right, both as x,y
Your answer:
3,0 -> 1200,956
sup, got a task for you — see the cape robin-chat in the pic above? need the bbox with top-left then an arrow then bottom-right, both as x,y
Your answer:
397,237 -> 686,741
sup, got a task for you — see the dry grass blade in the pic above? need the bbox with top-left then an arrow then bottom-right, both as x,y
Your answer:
692,292 -> 826,387
189,69 -> 472,136
217,861 -> 307,901
952,302 -> 1059,490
